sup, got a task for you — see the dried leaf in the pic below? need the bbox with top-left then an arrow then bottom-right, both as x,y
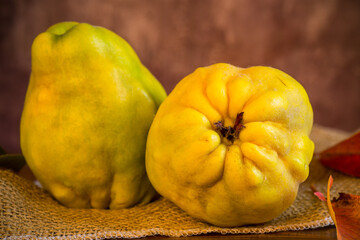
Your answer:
0,154 -> 26,172
0,146 -> 26,172
314,175 -> 360,240
319,132 -> 360,177
0,146 -> 6,155
332,193 -> 360,240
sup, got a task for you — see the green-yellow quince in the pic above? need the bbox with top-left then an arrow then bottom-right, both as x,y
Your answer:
20,22 -> 167,209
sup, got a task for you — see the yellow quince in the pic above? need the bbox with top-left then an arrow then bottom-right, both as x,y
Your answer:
146,63 -> 314,227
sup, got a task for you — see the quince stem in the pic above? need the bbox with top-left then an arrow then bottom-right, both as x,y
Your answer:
214,112 -> 245,143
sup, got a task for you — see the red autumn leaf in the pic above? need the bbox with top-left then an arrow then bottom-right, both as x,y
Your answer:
319,132 -> 360,177
314,175 -> 360,240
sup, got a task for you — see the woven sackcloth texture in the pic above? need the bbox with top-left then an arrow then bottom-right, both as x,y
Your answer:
1,125 -> 359,239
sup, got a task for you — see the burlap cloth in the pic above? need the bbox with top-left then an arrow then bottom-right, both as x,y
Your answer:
1,124 -> 360,239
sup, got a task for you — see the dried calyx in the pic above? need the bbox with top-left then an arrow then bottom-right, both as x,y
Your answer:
214,112 -> 245,143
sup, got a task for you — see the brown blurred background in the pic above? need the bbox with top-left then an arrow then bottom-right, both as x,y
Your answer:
1,0 -> 359,153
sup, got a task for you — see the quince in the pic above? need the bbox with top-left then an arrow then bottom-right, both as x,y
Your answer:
20,22 -> 167,209
146,63 -> 314,227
